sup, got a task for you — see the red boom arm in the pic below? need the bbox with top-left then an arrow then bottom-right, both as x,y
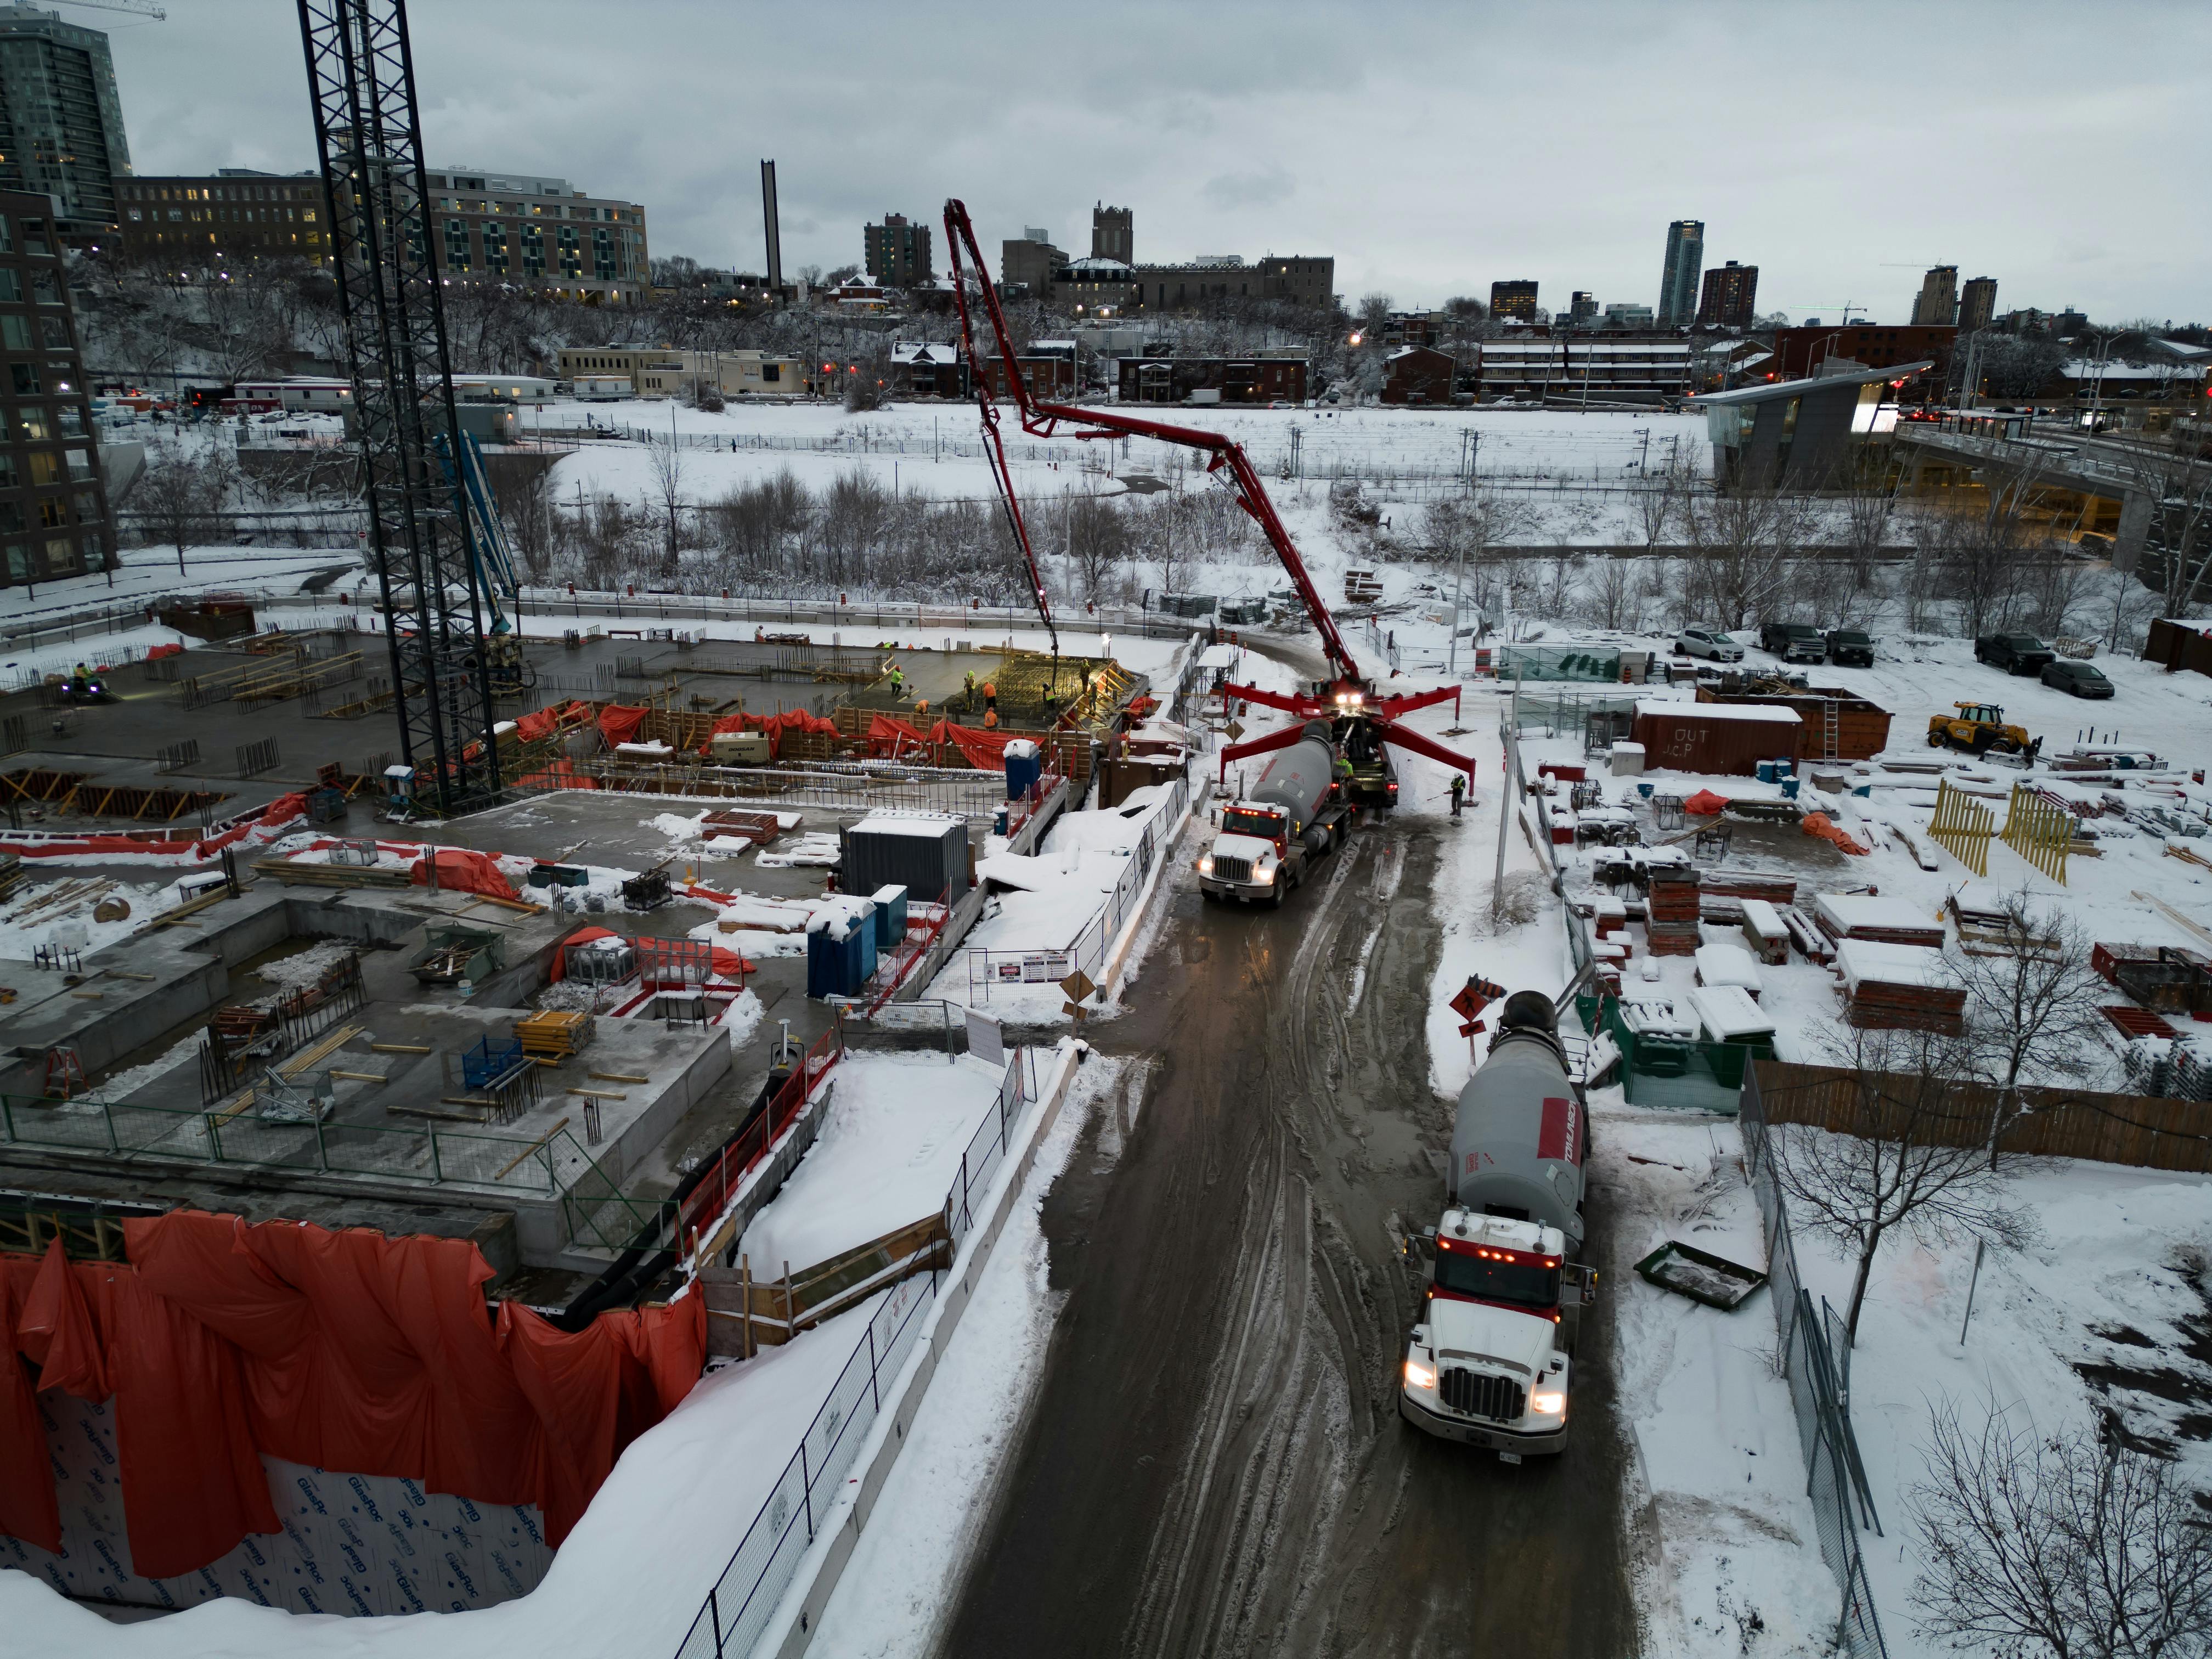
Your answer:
944,198 -> 1361,688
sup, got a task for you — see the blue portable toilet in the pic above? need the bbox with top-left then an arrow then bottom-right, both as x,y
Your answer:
806,903 -> 878,998
871,884 -> 909,949
851,900 -> 878,983
1004,738 -> 1042,801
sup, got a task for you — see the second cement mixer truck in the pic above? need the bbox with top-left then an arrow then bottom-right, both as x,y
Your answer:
1196,719 -> 1352,907
1399,989 -> 1597,1459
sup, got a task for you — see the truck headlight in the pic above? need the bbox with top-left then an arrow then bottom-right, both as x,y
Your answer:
1530,1389 -> 1565,1417
1197,856 -> 1214,876
1404,1358 -> 1436,1391
1256,865 -> 1275,884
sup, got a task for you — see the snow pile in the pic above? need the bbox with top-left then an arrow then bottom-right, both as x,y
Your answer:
757,832 -> 841,869
737,1051 -> 1005,1276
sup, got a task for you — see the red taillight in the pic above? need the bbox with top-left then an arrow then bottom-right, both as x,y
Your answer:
1387,781 -> 1399,794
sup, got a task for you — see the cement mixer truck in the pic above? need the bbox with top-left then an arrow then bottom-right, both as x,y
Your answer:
1195,720 -> 1351,907
1399,989 -> 1598,1460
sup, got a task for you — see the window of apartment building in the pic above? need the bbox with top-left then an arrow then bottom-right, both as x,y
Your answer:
484,220 -> 507,275
26,452 -> 57,486
521,223 -> 543,275
557,224 -> 581,276
36,494 -> 63,528
31,272 -> 58,306
66,450 -> 92,483
42,535 -> 70,573
592,226 -> 614,280
16,408 -> 47,442
3,545 -> 24,583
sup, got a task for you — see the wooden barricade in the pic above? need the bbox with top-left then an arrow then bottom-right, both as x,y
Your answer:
1927,776 -> 1996,877
2001,782 -> 2073,884
698,1212 -> 952,1358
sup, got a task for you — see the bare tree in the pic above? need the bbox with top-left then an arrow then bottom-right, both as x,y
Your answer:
1677,484 -> 1808,629
1769,1022 -> 2040,1341
645,438 -> 686,575
1356,292 -> 1393,337
1064,484 -> 1130,602
1589,556 -> 1637,630
1954,894 -> 2107,1158
134,439 -> 225,575
1909,1398 -> 2212,1658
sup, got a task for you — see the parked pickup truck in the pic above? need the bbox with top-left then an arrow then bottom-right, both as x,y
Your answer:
1825,628 -> 1876,667
1759,622 -> 1826,663
1974,633 -> 2057,675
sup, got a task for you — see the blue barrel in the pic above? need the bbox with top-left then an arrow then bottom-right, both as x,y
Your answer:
1772,757 -> 1795,778
1004,738 -> 1042,801
1755,759 -> 1776,783
1781,777 -> 1801,800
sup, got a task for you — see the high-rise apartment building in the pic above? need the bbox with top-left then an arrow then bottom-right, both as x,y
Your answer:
1657,219 -> 1703,327
1912,265 -> 1959,326
1696,260 -> 1758,328
1489,279 -> 1538,323
0,189 -> 108,586
1091,202 -> 1132,264
864,212 -> 931,286
1568,290 -> 1598,326
0,4 -> 131,242
1958,275 -> 1997,332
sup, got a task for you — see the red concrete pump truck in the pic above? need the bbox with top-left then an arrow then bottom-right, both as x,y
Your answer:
941,199 -> 1476,899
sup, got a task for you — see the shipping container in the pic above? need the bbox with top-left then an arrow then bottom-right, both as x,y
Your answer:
1694,684 -> 1892,761
1630,699 -> 1803,776
842,814 -> 968,905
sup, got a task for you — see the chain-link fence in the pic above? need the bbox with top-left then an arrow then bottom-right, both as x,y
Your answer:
670,1047 -> 1043,1659
1741,1063 -> 1892,1658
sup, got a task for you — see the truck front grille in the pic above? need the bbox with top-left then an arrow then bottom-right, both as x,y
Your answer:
1441,1368 -> 1526,1423
1212,856 -> 1251,883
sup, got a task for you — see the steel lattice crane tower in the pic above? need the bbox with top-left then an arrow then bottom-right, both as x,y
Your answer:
297,0 -> 503,816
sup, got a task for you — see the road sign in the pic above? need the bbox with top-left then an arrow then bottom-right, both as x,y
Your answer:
1059,969 -> 1097,1003
1062,1001 -> 1087,1021
1224,720 -> 1245,741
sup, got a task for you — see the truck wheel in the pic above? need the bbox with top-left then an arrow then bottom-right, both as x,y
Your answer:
1269,884 -> 1287,910
1927,731 -> 1946,748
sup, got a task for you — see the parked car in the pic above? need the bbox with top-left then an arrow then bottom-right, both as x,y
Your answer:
1759,621 -> 1826,663
1825,628 -> 1876,667
2041,659 -> 2115,699
1674,626 -> 1743,663
1975,633 -> 2057,675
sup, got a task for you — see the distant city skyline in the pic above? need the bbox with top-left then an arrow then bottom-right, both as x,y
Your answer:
94,0 -> 2209,326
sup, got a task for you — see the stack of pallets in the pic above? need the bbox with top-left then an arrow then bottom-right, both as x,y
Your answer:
515,1009 -> 594,1064
1645,866 -> 1702,956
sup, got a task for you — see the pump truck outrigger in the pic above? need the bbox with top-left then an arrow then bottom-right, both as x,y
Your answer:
939,198 -> 1478,819
1399,988 -> 1597,1459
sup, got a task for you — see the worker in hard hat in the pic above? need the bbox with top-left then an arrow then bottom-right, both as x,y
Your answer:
888,665 -> 904,699
982,679 -> 996,714
1450,774 -> 1466,818
982,706 -> 999,730
963,669 -> 977,707
915,698 -> 929,719
1334,752 -> 1355,793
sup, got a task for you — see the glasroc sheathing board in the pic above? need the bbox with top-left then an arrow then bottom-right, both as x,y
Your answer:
0,1390 -> 555,1616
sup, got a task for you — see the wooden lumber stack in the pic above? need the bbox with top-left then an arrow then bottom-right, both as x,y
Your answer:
1836,940 -> 1966,1034
516,1009 -> 594,1063
253,857 -> 413,890
1646,866 -> 1702,956
1697,872 -> 1798,906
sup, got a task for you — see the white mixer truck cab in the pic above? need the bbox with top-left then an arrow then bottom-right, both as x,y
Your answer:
1197,721 -> 1348,907
1400,1209 -> 1578,1457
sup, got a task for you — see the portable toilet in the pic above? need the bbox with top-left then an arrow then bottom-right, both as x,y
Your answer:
1003,738 -> 1042,801
806,910 -> 870,998
850,899 -> 878,985
871,884 -> 909,949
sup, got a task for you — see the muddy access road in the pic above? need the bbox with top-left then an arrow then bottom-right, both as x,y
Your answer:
943,818 -> 1641,1658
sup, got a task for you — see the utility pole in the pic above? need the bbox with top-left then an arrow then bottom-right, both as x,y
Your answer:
1448,431 -> 1479,678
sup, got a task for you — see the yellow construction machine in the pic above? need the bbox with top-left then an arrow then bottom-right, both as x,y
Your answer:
1928,702 -> 2040,758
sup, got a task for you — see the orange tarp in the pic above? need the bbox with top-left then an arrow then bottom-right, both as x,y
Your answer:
698,709 -> 838,762
0,1214 -> 704,1576
1801,811 -> 1870,855
597,703 -> 648,746
1683,789 -> 1730,815
410,847 -> 520,899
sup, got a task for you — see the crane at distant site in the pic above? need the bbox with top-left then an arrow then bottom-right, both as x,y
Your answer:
941,197 -> 1476,789
47,1 -> 166,19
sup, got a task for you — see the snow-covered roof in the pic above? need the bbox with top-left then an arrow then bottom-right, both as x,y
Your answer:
852,812 -> 964,840
891,342 -> 960,365
1063,257 -> 1132,278
1836,939 -> 1957,992
1688,984 -> 1774,1042
1695,942 -> 1764,991
1635,698 -> 1801,724
1814,894 -> 1942,937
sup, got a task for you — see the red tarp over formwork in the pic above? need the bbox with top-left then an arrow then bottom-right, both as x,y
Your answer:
0,792 -> 308,863
698,709 -> 838,762
597,703 -> 648,746
1683,789 -> 1730,815
0,1215 -> 704,1578
515,698 -> 591,743
410,847 -> 520,900
864,714 -> 1024,770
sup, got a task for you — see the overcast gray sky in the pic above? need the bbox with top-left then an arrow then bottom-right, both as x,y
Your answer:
101,0 -> 2210,325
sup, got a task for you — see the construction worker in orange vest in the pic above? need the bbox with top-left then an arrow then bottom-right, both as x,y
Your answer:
983,706 -> 999,730
981,679 -> 996,714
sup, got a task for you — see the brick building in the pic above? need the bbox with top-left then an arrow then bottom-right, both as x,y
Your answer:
1381,346 -> 1455,405
112,171 -> 329,269
1770,324 -> 1956,397
1118,357 -> 1306,404
1697,261 -> 1758,328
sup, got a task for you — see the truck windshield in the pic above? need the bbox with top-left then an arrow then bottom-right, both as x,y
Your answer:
1222,809 -> 1283,838
1434,1248 -> 1561,1311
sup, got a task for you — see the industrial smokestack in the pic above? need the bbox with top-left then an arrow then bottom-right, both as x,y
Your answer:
760,159 -> 783,294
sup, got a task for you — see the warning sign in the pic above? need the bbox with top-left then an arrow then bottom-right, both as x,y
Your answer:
1059,969 -> 1098,1003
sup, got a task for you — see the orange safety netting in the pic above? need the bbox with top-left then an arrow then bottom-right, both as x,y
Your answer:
410,847 -> 520,899
697,708 -> 839,762
0,1218 -> 703,1576
597,703 -> 648,746
1801,811 -> 1871,855
1683,789 -> 1730,815
545,923 -> 620,984
515,758 -> 598,791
